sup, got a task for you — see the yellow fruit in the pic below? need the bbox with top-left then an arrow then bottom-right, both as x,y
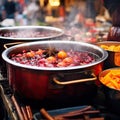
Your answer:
57,50 -> 67,59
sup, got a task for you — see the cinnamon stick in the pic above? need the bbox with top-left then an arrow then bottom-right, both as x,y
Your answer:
54,110 -> 100,119
21,106 -> 29,120
54,106 -> 100,119
54,106 -> 93,118
63,105 -> 92,115
11,95 -> 25,120
82,110 -> 100,114
90,117 -> 104,120
26,106 -> 33,120
40,108 -> 55,120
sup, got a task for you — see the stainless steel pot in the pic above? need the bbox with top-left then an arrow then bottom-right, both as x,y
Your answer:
2,41 -> 108,100
96,41 -> 120,69
0,25 -> 64,49
0,25 -> 64,64
0,26 -> 64,41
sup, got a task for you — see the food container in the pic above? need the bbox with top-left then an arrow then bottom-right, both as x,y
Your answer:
2,41 -> 108,100
0,25 -> 64,72
0,26 -> 64,41
0,26 -> 64,60
99,67 -> 120,115
96,41 -> 120,69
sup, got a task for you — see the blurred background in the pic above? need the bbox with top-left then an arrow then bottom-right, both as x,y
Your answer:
0,0 -> 111,25
0,0 -> 112,43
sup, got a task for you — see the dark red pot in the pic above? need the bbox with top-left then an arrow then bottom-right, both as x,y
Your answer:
2,41 -> 108,100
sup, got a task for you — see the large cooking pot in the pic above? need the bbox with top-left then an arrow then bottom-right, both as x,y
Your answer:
2,41 -> 108,100
0,25 -> 64,73
0,26 -> 64,41
0,26 -> 64,61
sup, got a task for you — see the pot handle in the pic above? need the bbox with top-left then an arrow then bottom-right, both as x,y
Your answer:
53,73 -> 97,85
4,42 -> 24,49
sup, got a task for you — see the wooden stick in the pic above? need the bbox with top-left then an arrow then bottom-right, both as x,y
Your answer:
54,111 -> 100,119
11,95 -> 25,120
40,108 -> 55,120
62,105 -> 92,115
54,106 -> 92,118
90,117 -> 104,120
54,106 -> 100,119
21,106 -> 29,120
26,106 -> 33,120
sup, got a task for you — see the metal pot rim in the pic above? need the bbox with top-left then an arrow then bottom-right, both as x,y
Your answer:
0,26 -> 64,40
96,41 -> 120,44
96,41 -> 120,53
2,40 -> 108,71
